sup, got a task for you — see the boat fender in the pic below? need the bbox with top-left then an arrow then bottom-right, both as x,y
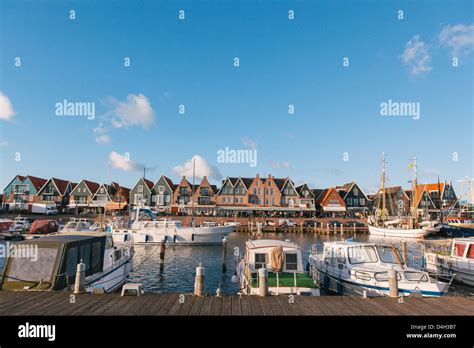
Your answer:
192,233 -> 195,241
305,262 -> 310,272
164,235 -> 168,242
145,235 -> 149,243
173,235 -> 177,243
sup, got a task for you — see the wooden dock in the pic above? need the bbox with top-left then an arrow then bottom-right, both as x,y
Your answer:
0,292 -> 472,316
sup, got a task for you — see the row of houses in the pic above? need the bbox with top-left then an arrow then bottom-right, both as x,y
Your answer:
1,174 -> 458,218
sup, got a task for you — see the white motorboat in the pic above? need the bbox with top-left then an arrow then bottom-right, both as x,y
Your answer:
111,208 -> 235,245
309,241 -> 453,297
424,237 -> 474,287
0,231 -> 134,293
236,239 -> 320,296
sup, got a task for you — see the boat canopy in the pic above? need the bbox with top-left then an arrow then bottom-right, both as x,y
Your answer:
1,234 -> 106,291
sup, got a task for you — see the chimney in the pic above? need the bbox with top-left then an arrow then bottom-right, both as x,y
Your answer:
256,174 -> 260,179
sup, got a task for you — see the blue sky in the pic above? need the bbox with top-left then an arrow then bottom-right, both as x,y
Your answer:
0,0 -> 473,194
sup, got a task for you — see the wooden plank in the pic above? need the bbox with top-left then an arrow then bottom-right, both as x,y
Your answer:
258,297 -> 273,316
199,296 -> 214,316
221,296 -> 232,315
231,295 -> 242,316
139,293 -> 170,316
274,295 -> 298,316
248,295 -> 263,315
188,296 -> 205,316
177,295 -> 196,316
266,296 -> 284,316
67,294 -> 119,316
210,295 -> 223,315
240,295 -> 252,316
167,294 -> 188,315
156,294 -> 180,315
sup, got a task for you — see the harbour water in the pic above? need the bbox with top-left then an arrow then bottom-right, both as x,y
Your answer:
0,233 -> 471,296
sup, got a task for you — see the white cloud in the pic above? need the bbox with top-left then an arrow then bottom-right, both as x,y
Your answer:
241,137 -> 257,150
172,155 -> 222,180
401,35 -> 432,76
267,161 -> 292,170
93,123 -> 110,144
109,151 -> 145,172
110,94 -> 155,129
438,23 -> 474,57
0,92 -> 15,121
95,134 -> 111,145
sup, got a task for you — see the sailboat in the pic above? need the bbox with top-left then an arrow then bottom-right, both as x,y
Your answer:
368,154 -> 432,239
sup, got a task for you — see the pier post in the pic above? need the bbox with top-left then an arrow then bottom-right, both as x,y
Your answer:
258,268 -> 268,297
387,269 -> 398,298
401,240 -> 408,265
334,225 -> 337,234
326,223 -> 329,234
194,265 -> 205,296
300,222 -> 303,233
221,237 -> 227,273
73,262 -> 86,294
353,223 -> 356,234
160,240 -> 166,260
340,224 -> 343,234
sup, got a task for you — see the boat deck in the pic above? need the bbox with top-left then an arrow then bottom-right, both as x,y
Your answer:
0,291 -> 472,316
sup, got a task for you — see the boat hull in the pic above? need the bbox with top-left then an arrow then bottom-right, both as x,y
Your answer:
425,253 -> 474,287
86,255 -> 134,293
112,225 -> 234,245
438,223 -> 474,238
368,225 -> 431,238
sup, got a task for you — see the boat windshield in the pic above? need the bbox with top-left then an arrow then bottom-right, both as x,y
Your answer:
64,222 -> 78,230
7,247 -> 58,283
347,246 -> 378,264
377,246 -> 404,264
130,209 -> 156,221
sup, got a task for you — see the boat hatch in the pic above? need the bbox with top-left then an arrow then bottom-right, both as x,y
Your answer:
1,235 -> 106,291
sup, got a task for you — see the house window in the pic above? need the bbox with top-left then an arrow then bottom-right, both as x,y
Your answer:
347,198 -> 353,206
229,197 -> 233,204
254,253 -> 267,269
265,189 -> 268,195
353,188 -> 358,196
138,185 -> 143,193
258,198 -> 261,205
265,199 -> 269,205
253,189 -> 257,195
268,181 -> 270,186
158,186 -> 165,194
240,198 -> 244,203
360,198 -> 365,206
285,254 -> 298,270
180,187 -> 187,195
353,198 -> 359,206
270,189 -> 274,195
223,197 -> 226,203
272,198 -> 275,205
258,189 -> 261,195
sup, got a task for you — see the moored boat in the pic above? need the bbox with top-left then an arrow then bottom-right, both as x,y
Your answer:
236,239 -> 320,296
424,237 -> 474,286
0,231 -> 133,293
309,241 -> 453,297
111,208 -> 234,245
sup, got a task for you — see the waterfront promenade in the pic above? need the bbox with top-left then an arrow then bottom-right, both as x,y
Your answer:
0,292 -> 472,316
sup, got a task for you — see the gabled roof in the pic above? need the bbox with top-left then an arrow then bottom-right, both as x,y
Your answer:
316,187 -> 346,207
273,178 -> 286,191
37,177 -> 71,196
210,185 -> 218,193
83,180 -> 100,195
338,181 -> 369,201
311,189 -> 325,201
296,183 -> 314,198
3,175 -> 25,192
24,175 -> 48,192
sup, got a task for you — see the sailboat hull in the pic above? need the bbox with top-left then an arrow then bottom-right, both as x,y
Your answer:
368,224 -> 431,238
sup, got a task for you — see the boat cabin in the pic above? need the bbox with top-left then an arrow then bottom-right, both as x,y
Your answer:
245,239 -> 304,272
1,234 -> 111,291
451,238 -> 474,259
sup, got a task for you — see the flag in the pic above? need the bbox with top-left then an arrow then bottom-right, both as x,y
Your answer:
408,162 -> 413,169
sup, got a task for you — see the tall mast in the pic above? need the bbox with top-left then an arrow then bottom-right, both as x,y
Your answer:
191,157 -> 195,227
412,157 -> 418,227
381,152 -> 386,224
